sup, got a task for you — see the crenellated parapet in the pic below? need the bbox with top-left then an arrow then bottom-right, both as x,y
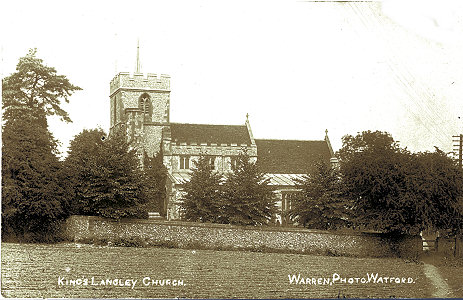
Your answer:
170,143 -> 257,157
110,72 -> 171,96
109,71 -> 171,161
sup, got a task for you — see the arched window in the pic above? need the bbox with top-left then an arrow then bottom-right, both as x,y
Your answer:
138,93 -> 151,122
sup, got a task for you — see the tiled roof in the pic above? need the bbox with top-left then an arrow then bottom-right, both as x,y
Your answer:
169,172 -> 191,185
170,123 -> 251,145
265,173 -> 306,186
255,139 -> 332,174
169,172 -> 306,187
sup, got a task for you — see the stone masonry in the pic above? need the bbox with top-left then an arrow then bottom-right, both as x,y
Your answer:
109,71 -> 337,220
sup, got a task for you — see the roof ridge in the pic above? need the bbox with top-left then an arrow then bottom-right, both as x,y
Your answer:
170,122 -> 246,127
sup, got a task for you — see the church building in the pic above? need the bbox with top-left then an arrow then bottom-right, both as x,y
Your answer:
109,71 -> 337,222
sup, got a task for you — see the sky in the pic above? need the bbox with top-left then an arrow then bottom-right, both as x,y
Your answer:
1,1 -> 463,158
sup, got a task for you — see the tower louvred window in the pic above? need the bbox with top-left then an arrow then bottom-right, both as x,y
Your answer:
139,93 -> 151,121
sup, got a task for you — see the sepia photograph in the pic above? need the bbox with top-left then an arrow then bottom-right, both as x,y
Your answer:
1,0 -> 463,298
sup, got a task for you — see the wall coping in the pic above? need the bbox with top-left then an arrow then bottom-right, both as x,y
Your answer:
67,215 -> 388,237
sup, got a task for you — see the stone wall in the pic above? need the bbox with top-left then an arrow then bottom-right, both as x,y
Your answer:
110,73 -> 170,127
166,144 -> 256,173
143,125 -> 164,156
163,143 -> 259,220
65,216 -> 422,258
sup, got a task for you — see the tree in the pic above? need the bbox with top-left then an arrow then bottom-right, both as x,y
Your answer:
222,151 -> 276,226
180,155 -> 224,223
2,49 -> 80,241
338,130 -> 463,235
143,151 -> 168,216
406,149 -> 463,235
1,109 -> 70,241
64,128 -> 107,215
289,161 -> 352,230
65,128 -> 148,219
2,48 -> 81,123
338,131 -> 410,233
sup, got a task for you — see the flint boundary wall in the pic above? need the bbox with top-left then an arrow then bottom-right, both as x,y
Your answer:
65,215 -> 422,258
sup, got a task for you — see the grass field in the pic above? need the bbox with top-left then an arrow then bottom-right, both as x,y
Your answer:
1,242 -> 436,298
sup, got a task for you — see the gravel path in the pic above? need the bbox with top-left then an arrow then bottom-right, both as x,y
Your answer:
422,263 -> 451,298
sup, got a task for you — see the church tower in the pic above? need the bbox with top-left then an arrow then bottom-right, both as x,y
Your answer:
109,70 -> 170,157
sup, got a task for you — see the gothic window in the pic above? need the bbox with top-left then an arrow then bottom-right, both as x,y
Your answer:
180,156 -> 190,170
138,93 -> 151,122
281,192 -> 302,211
208,156 -> 216,170
281,192 -> 301,226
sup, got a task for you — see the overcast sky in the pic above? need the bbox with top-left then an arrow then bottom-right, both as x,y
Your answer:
2,1 -> 463,157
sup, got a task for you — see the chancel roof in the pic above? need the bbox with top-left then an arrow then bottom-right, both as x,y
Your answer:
170,123 -> 252,146
255,139 -> 332,174
169,172 -> 307,186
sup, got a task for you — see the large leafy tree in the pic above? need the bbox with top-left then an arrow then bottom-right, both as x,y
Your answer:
289,161 -> 352,230
405,149 -> 463,235
2,48 -> 81,122
1,49 -> 80,241
65,128 -> 148,219
2,111 -> 70,241
180,155 -> 224,223
339,130 -> 463,235
222,151 -> 276,226
338,131 -> 410,233
64,128 -> 107,215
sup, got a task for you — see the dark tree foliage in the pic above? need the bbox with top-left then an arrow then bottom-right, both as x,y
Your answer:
65,128 -> 148,219
180,155 -> 224,223
405,149 -> 463,235
2,48 -> 81,123
1,49 -> 80,242
64,128 -> 107,215
143,151 -> 168,216
1,109 -> 70,242
338,131 -> 410,233
222,151 -> 276,226
289,161 -> 352,230
338,130 -> 463,235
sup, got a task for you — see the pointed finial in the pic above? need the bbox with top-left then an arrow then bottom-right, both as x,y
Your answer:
136,38 -> 141,73
325,129 -> 328,136
246,113 -> 249,121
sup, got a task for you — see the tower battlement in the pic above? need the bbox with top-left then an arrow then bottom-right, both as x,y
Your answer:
110,72 -> 171,95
